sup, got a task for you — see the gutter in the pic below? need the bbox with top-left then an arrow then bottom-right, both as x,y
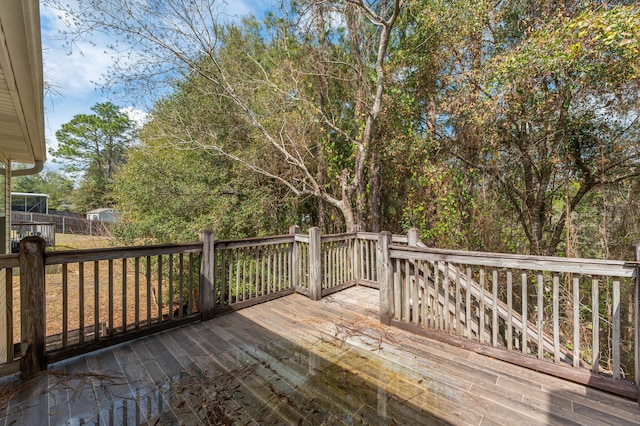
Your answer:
10,160 -> 44,176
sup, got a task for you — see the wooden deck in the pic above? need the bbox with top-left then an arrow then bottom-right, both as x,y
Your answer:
1,286 -> 638,425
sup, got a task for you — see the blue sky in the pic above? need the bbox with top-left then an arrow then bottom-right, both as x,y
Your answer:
40,1 -> 272,171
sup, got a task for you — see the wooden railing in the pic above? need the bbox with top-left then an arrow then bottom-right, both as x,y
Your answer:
0,255 -> 19,376
1,230 -> 309,377
22,238 -> 203,373
214,233 -> 296,313
2,227 -> 638,402
377,231 -> 640,400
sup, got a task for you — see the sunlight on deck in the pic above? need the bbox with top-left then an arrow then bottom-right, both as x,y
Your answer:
1,287 -> 639,425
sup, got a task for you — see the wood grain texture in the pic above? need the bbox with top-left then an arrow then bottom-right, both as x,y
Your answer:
2,286 -> 638,425
389,245 -> 637,277
19,236 -> 46,377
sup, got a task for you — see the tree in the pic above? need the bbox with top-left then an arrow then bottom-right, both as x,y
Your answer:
112,75 -> 303,243
11,170 -> 74,211
396,0 -> 640,255
463,3 -> 640,255
47,0 -> 403,232
51,102 -> 137,210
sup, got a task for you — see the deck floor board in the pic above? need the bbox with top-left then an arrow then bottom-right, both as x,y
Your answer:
0,286 -> 638,425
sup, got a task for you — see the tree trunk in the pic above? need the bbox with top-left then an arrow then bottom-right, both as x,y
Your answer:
369,152 -> 382,232
314,1 -> 328,231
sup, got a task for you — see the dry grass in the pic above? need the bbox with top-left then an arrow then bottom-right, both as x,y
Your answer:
11,234 -> 193,348
54,234 -> 114,250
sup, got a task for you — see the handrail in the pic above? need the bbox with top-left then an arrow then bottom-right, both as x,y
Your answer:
4,227 -> 638,402
321,232 -> 357,243
390,245 -> 636,277
215,234 -> 293,249
380,234 -> 639,400
0,254 -> 19,269
45,242 -> 202,264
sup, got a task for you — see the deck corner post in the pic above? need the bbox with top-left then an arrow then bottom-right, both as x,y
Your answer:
199,230 -> 216,321
378,231 -> 393,325
19,236 -> 47,377
308,227 -> 322,301
408,228 -> 419,247
634,243 -> 640,404
289,226 -> 300,291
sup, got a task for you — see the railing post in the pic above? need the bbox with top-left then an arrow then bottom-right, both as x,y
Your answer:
289,226 -> 300,291
378,231 -> 393,325
199,230 -> 216,321
308,227 -> 322,301
635,243 -> 640,404
408,228 -> 419,247
19,236 -> 46,377
353,233 -> 361,282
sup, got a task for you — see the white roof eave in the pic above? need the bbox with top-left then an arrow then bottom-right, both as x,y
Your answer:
0,0 -> 46,165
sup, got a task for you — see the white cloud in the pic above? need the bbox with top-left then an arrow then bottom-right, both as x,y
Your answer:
40,0 -> 274,166
41,6 -> 116,97
120,106 -> 149,128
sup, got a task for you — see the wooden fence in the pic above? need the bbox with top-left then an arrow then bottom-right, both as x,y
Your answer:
1,227 -> 638,402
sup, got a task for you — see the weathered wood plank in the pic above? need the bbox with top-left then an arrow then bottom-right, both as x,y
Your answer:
157,255 -> 163,323
507,270 -> 513,351
108,259 -> 114,336
465,266 -> 471,338
635,244 -> 640,393
455,265 -> 461,336
434,262 -> 441,330
215,234 -> 294,250
321,281 -> 357,297
45,242 -> 202,264
390,319 -> 638,400
389,245 -> 636,277
492,269 -> 498,348
146,256 -> 152,327
613,279 -> 620,380
168,254 -> 174,319
93,261 -> 100,341
4,286 -> 640,425
62,263 -> 68,348
521,271 -> 527,354
573,276 -> 579,368
211,288 -> 295,315
0,255 -> 19,269
4,268 -> 14,362
537,273 -> 543,360
553,272 -> 560,363
308,228 -> 322,301
479,268 -> 485,343
592,277 -> 599,373
79,262 -> 85,344
47,313 -> 200,363
19,237 -> 46,376
403,259 -> 410,322
134,257 -> 140,329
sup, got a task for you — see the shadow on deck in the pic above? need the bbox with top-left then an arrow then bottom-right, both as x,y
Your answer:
1,286 -> 639,425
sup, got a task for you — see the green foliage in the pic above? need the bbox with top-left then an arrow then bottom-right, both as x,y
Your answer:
112,48 -> 302,243
58,0 -> 640,258
11,170 -> 74,211
51,102 -> 137,211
